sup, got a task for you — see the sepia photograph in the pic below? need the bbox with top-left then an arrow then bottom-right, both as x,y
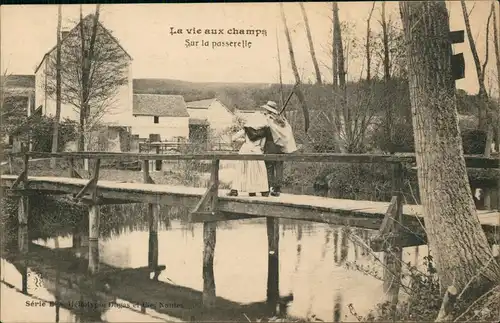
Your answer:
0,1 -> 499,322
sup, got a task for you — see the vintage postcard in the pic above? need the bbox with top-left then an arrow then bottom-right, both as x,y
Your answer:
1,1 -> 499,323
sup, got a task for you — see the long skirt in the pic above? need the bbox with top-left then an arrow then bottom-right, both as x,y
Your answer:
232,143 -> 269,194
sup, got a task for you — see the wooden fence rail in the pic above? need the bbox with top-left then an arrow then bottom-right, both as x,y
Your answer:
6,151 -> 499,168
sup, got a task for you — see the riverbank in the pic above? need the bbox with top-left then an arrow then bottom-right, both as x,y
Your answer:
3,157 -> 236,189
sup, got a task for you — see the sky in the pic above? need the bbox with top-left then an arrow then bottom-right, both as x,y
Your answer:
1,1 -> 498,97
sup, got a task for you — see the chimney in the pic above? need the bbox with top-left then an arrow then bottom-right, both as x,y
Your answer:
61,29 -> 70,40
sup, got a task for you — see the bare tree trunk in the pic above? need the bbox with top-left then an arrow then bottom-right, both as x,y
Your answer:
332,2 -> 349,150
80,5 -> 100,171
330,4 -> 343,153
482,8 -> 494,159
460,0 -> 489,131
51,5 -> 62,169
381,1 -> 394,154
280,3 -> 309,132
365,2 -> 376,82
399,0 -> 500,310
300,2 -> 322,84
79,6 -> 86,153
493,2 -> 500,154
461,1 -> 493,208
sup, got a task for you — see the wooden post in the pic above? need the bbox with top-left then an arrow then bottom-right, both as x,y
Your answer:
88,205 -> 100,274
484,187 -> 491,210
202,159 -> 219,308
148,204 -> 159,272
142,160 -> 150,182
88,159 -> 101,274
266,217 -> 280,315
18,225 -> 29,294
17,194 -> 29,294
383,162 -> 404,312
22,147 -> 29,183
142,158 -> 159,275
68,158 -> 74,178
8,155 -> 13,174
18,196 -> 29,226
155,145 -> 161,171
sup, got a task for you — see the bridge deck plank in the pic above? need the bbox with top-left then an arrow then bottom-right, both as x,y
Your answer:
1,175 -> 498,229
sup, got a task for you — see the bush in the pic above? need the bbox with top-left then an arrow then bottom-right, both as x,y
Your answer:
363,255 -> 443,322
369,123 -> 487,155
461,129 -> 487,154
307,163 -> 419,203
12,115 -> 79,152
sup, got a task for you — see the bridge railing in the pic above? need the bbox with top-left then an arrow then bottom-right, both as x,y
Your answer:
4,150 -> 498,209
6,150 -> 499,167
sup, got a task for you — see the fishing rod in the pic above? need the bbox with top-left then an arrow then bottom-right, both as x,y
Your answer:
279,82 -> 299,115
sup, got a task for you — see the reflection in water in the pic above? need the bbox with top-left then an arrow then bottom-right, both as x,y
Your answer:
333,292 -> 342,322
0,195 -> 452,321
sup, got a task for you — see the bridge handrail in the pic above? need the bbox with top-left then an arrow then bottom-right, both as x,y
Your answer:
4,151 -> 500,168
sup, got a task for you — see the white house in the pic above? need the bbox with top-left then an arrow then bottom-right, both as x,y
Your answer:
132,94 -> 189,141
34,14 -> 134,131
1,75 -> 36,150
235,108 -> 259,119
186,98 -> 236,144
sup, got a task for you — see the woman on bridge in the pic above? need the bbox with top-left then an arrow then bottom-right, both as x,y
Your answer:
227,113 -> 269,197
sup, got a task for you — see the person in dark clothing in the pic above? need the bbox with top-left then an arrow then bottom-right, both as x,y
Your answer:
264,131 -> 284,197
261,101 -> 297,197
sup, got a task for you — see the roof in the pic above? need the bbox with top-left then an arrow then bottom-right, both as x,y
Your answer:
186,98 -> 215,109
237,109 -> 259,113
133,94 -> 189,117
34,14 -> 132,73
189,118 -> 209,126
1,75 -> 35,88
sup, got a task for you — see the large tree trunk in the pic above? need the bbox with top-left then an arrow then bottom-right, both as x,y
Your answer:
399,0 -> 500,307
332,2 -> 350,151
280,3 -> 309,132
51,4 -> 62,169
299,2 -> 322,85
330,4 -> 343,153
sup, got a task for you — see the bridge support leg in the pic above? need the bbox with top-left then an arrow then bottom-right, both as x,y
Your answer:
383,243 -> 402,310
382,163 -> 404,315
88,205 -> 100,274
202,222 -> 216,308
201,160 -> 219,309
18,224 -> 29,294
266,217 -> 280,316
18,196 -> 29,226
148,204 -> 159,274
72,226 -> 83,249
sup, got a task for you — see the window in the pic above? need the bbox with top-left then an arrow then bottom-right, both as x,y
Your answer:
154,116 -> 159,124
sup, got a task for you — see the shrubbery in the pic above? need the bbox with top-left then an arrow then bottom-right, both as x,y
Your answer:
12,115 -> 78,152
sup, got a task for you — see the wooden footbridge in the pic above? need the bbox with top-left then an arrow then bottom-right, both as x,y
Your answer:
1,150 -> 499,315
